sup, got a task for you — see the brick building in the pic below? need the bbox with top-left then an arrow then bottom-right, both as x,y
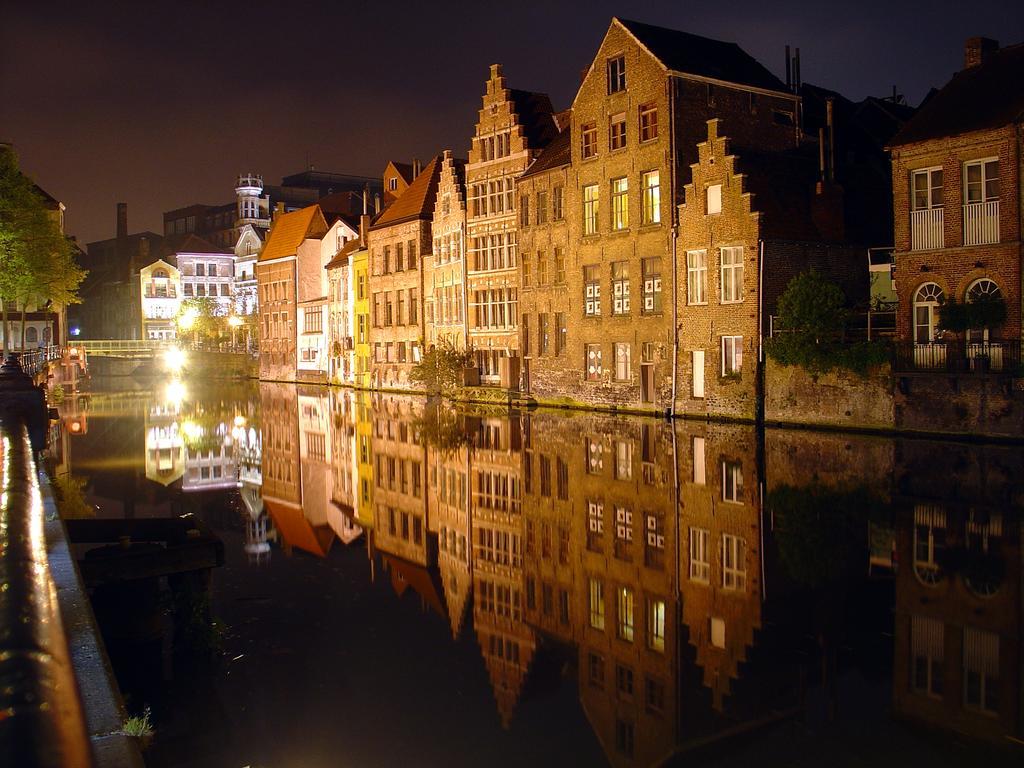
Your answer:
426,150 -> 469,351
465,64 -> 558,385
256,205 -> 329,382
675,120 -> 865,419
517,128 -> 574,397
368,156 -> 441,388
565,18 -> 800,413
888,38 -> 1023,369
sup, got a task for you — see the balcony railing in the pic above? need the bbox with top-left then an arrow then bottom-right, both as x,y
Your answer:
892,340 -> 1021,374
910,208 -> 944,250
963,200 -> 999,245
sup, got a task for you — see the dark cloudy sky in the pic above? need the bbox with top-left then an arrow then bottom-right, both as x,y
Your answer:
2,0 -> 1021,245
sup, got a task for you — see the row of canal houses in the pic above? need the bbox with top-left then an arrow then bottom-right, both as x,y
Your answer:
256,17 -> 1023,418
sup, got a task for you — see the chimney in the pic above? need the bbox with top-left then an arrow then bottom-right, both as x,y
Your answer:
964,37 -> 998,69
362,185 -> 369,215
359,214 -> 370,247
412,158 -> 422,178
825,97 -> 836,183
374,193 -> 381,216
785,45 -> 792,91
116,202 -> 128,241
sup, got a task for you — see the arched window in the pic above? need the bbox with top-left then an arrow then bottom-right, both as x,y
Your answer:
25,327 -> 38,344
913,283 -> 944,342
967,278 -> 1001,302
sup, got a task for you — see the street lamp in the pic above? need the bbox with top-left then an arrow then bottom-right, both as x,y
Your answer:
177,307 -> 199,347
228,315 -> 243,350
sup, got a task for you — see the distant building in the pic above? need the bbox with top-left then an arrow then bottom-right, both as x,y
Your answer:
888,37 -> 1023,369
174,235 -> 236,314
426,150 -> 469,351
139,259 -> 181,339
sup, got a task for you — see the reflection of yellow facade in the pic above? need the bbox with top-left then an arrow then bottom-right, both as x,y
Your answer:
139,259 -> 182,340
144,401 -> 185,486
354,391 -> 374,528
352,248 -> 371,388
678,424 -> 762,713
433,442 -> 472,638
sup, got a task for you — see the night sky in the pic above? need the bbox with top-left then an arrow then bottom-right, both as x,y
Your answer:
3,0 -> 1021,245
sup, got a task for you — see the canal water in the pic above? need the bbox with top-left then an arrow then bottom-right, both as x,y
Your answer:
50,377 -> 1022,767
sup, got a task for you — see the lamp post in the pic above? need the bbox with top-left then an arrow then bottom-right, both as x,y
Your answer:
177,307 -> 199,348
228,315 -> 243,351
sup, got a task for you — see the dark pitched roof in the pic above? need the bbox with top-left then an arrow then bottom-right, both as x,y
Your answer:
370,155 -> 442,230
616,17 -> 789,93
169,233 -> 230,255
509,89 -> 559,149
890,42 -> 1024,146
520,127 -> 571,179
732,144 -> 824,241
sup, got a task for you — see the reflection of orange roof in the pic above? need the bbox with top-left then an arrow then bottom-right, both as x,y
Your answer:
265,498 -> 334,557
260,205 -> 328,262
382,554 -> 446,618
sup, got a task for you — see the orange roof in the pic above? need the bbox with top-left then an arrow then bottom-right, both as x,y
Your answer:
265,499 -> 335,557
324,236 -> 363,271
370,156 -> 442,230
383,553 -> 446,618
259,205 -> 328,262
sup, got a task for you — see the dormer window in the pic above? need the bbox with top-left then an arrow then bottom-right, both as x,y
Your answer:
388,177 -> 398,191
607,55 -> 626,94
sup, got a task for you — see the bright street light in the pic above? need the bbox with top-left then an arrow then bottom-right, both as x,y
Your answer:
163,347 -> 187,372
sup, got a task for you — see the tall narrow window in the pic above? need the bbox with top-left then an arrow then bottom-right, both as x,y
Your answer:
641,170 -> 660,224
611,261 -> 629,315
963,627 -> 999,714
720,247 -> 744,303
536,190 -> 548,224
589,578 -> 605,629
582,184 -> 599,235
607,55 -> 626,94
722,460 -> 744,502
584,265 -> 601,316
689,527 -> 710,582
520,195 -> 530,227
522,255 -> 531,288
552,186 -> 564,220
706,184 -> 722,215
722,534 -> 746,590
911,615 -> 944,698
536,251 -> 547,285
539,313 -> 550,355
555,312 -> 566,356
912,167 -> 944,210
722,335 -> 743,375
647,598 -> 665,652
687,250 -> 707,304
554,247 -> 565,284
611,177 -> 628,230
585,343 -> 602,381
617,587 -> 635,642
641,257 -> 662,313
609,113 -> 627,151
614,342 -> 631,381
964,159 -> 998,204
639,103 -> 658,141
581,123 -> 597,159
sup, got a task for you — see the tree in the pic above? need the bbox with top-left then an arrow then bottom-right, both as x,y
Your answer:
410,340 -> 475,395
0,146 -> 85,352
176,297 -> 226,343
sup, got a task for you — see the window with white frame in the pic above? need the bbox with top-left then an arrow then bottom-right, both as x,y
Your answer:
611,261 -> 629,315
607,55 -> 626,94
584,265 -> 601,316
586,344 -> 602,381
706,184 -> 722,214
614,506 -> 632,560
911,615 -> 944,698
614,342 -> 631,381
687,250 -> 707,304
641,257 -> 662,313
963,626 -> 999,714
911,167 -> 943,210
722,335 -> 743,375
589,578 -> 605,629
722,534 -> 746,590
720,247 -> 744,303
614,440 -> 632,480
964,159 -> 998,204
689,527 -> 710,583
722,460 -> 743,503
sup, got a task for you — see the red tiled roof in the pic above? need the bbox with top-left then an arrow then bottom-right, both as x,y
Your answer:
260,205 -> 328,261
265,499 -> 334,558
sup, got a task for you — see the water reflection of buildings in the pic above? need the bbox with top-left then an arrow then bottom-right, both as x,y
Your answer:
246,383 -> 1023,761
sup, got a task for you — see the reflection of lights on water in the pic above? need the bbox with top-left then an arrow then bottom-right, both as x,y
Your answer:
165,380 -> 187,405
181,420 -> 203,441
70,421 -> 82,433
163,347 -> 187,372
233,415 -> 246,428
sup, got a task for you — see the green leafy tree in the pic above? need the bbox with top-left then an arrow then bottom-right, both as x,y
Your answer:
767,270 -> 888,375
410,340 -> 475,395
939,295 -> 1007,336
0,146 -> 85,352
176,297 -> 226,342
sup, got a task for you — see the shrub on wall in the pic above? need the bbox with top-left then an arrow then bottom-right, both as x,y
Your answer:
767,270 -> 889,376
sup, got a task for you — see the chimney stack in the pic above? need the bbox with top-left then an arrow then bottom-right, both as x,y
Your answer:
412,158 -> 422,178
785,45 -> 792,91
362,185 -> 369,215
374,193 -> 381,216
793,48 -> 801,91
116,202 -> 128,241
825,97 -> 836,183
359,214 -> 370,247
964,36 -> 998,69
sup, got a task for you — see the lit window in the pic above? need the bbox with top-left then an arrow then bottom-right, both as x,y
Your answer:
687,250 -> 707,304
611,177 -> 628,229
707,184 -> 722,214
614,342 -> 631,381
589,578 -> 605,629
722,335 -> 743,375
641,170 -> 660,224
720,246 -> 744,303
582,184 -> 599,235
647,598 -> 665,652
617,586 -> 634,642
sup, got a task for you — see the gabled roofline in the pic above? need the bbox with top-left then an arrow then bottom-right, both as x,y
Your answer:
666,70 -> 799,101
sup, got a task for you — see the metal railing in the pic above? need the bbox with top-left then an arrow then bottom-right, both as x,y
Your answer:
892,339 -> 1021,374
17,345 -> 63,375
0,364 -> 94,765
910,207 -> 944,251
963,200 -> 999,246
